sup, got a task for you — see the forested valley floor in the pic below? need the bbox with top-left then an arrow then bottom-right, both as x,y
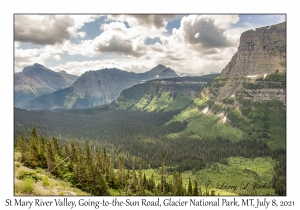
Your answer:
14,107 -> 286,196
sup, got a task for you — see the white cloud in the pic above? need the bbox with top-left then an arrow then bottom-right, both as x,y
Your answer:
208,15 -> 239,29
15,14 -> 283,76
51,59 -> 157,76
62,40 -> 96,57
68,15 -> 101,30
134,15 -> 243,75
66,15 -> 101,37
55,21 -> 150,59
15,41 -> 20,48
14,15 -> 100,45
64,14 -> 242,76
53,55 -> 61,61
149,43 -> 164,52
93,22 -> 147,57
15,15 -> 74,45
106,15 -> 171,38
75,31 -> 87,38
14,42 -> 64,72
166,15 -> 242,72
175,15 -> 239,50
14,47 -> 44,71
107,14 -> 169,29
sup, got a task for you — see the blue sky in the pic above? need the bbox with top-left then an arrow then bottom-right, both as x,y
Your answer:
14,14 -> 285,76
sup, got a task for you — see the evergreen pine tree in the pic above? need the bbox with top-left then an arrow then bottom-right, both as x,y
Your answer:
37,135 -> 47,168
118,158 -> 125,189
161,153 -> 166,194
188,177 -> 193,195
51,137 -> 61,157
28,130 -> 39,168
193,179 -> 199,196
138,162 -> 144,195
17,135 -> 27,163
46,141 -> 57,175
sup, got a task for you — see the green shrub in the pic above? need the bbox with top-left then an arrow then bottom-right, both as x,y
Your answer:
222,97 -> 234,105
243,82 -> 264,89
266,82 -> 285,89
210,81 -> 225,88
59,191 -> 65,196
42,177 -> 50,187
62,172 -> 74,182
15,178 -> 35,194
255,77 -> 264,81
265,73 -> 286,82
22,178 -> 34,193
17,170 -> 41,181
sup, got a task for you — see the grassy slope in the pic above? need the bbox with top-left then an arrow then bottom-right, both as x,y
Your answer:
14,149 -> 276,196
165,97 -> 243,141
115,75 -> 218,112
116,92 -> 192,112
167,101 -> 285,147
14,152 -> 90,196
142,156 -> 276,196
165,75 -> 286,148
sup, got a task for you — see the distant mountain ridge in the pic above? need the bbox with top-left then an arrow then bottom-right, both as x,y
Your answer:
140,64 -> 178,79
114,74 -> 218,112
21,64 -> 179,110
14,63 -> 78,107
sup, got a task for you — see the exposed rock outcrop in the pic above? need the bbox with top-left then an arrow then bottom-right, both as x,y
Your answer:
221,22 -> 286,78
209,22 -> 286,104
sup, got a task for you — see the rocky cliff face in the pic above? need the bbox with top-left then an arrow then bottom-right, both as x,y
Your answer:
221,22 -> 286,77
162,22 -> 286,148
208,22 -> 286,104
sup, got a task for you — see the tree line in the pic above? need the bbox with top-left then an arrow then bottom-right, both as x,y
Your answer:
14,108 -> 284,171
15,128 -> 222,196
14,106 -> 286,195
15,128 -> 286,196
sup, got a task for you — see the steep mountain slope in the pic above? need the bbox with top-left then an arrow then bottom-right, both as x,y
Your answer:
23,64 -> 178,110
57,70 -> 79,85
70,68 -> 141,106
214,21 -> 286,101
114,74 -> 218,112
167,22 -> 286,148
14,63 -> 78,107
